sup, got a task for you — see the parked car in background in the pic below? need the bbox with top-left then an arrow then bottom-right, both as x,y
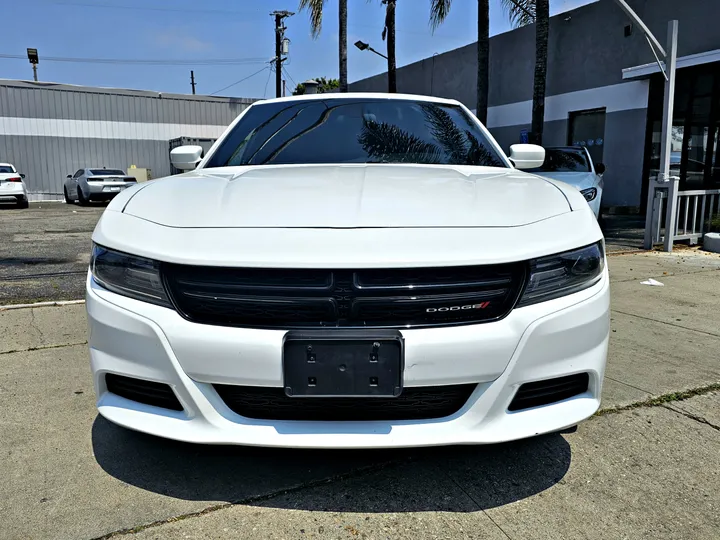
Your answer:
64,168 -> 137,205
87,93 -> 608,449
0,163 -> 29,208
528,147 -> 605,218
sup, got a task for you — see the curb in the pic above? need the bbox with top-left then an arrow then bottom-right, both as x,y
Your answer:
0,299 -> 85,311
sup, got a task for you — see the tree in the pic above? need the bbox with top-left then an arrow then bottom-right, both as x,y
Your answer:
292,77 -> 340,95
381,0 -> 397,93
430,0 -> 490,125
501,0 -> 549,145
299,0 -> 348,92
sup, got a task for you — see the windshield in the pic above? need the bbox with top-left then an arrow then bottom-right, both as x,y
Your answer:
528,148 -> 591,173
206,98 -> 506,168
90,169 -> 125,176
0,165 -> 16,173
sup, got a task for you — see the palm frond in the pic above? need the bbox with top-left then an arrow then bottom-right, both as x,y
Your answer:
500,0 -> 535,27
358,119 -> 442,164
299,0 -> 328,38
429,0 -> 453,32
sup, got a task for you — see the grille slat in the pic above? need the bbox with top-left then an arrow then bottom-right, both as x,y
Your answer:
163,263 -> 525,329
214,384 -> 477,421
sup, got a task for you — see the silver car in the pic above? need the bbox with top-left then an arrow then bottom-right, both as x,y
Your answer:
64,168 -> 137,205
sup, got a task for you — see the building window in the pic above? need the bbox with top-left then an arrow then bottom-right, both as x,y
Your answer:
644,61 -> 720,192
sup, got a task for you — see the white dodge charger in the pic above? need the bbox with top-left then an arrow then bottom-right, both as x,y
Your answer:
87,93 -> 609,448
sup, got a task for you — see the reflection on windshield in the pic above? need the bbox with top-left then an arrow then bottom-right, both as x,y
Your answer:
209,98 -> 506,169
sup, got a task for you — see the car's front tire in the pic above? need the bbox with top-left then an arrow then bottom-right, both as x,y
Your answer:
77,187 -> 89,206
64,186 -> 72,204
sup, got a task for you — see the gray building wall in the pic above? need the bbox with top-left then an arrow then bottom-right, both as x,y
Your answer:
0,80 -> 255,198
350,0 -> 720,208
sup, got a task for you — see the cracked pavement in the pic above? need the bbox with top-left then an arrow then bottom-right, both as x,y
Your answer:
2,208 -> 720,539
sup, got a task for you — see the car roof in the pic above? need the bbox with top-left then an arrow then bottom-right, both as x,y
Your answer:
253,92 -> 463,107
0,162 -> 14,167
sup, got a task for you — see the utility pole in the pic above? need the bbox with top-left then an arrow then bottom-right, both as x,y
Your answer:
271,10 -> 293,98
190,70 -> 196,95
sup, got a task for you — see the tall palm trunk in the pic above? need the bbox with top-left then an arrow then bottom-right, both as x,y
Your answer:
476,0 -> 489,124
531,0 -> 549,144
339,0 -> 348,92
384,0 -> 397,93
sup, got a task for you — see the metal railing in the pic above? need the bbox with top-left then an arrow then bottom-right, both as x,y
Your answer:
651,188 -> 720,245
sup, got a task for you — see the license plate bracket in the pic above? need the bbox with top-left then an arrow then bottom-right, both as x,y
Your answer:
283,330 -> 403,398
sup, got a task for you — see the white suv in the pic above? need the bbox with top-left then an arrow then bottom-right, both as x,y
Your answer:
87,94 -> 609,448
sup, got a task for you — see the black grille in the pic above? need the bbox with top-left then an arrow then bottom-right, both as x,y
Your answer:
214,384 -> 476,421
105,374 -> 183,411
162,263 -> 526,329
508,373 -> 590,412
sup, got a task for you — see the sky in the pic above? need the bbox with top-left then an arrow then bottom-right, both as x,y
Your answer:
1,0 -> 596,99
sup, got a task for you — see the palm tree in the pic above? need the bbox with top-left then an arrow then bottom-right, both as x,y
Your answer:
381,0 -> 397,93
430,0 -> 490,125
501,0 -> 549,145
299,0 -> 348,92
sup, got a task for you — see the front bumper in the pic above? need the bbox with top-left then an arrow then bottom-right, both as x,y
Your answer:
87,269 -> 610,448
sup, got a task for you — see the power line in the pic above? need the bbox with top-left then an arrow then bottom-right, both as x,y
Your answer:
282,67 -> 297,88
210,66 -> 270,96
52,1 -> 264,16
0,53 -> 268,66
263,66 -> 273,98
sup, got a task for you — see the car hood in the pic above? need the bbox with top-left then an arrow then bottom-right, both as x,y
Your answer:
122,164 -> 572,228
532,171 -> 597,191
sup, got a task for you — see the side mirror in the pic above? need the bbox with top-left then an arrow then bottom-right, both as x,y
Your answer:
508,144 -> 545,170
66,174 -> 72,179
595,163 -> 606,175
20,173 -> 26,179
171,145 -> 204,171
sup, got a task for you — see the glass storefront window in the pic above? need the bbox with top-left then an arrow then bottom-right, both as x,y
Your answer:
644,61 -> 720,193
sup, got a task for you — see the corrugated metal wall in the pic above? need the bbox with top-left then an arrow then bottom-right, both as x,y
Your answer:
0,80 -> 255,198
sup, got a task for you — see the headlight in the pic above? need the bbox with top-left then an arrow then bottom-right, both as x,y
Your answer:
518,241 -> 605,307
91,245 -> 171,307
580,187 -> 597,202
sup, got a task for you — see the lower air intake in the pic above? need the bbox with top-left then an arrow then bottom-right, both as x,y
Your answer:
214,384 -> 477,421
105,373 -> 183,411
508,373 -> 590,412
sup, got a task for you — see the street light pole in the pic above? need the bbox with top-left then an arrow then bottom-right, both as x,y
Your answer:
354,40 -> 388,60
611,1 -> 678,251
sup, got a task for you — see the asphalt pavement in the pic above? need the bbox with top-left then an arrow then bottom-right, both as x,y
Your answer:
0,201 -> 104,305
2,249 -> 720,539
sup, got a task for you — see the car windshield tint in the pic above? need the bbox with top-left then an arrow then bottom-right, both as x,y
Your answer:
528,148 -> 591,173
0,166 -> 15,173
90,169 -> 125,176
206,98 -> 506,168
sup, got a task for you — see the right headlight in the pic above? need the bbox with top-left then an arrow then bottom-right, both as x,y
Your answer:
517,241 -> 605,307
90,244 -> 172,308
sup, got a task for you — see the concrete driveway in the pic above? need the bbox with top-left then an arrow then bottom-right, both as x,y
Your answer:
1,250 -> 719,539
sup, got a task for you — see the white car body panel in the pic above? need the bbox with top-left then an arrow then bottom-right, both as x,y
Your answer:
123,164 -> 571,229
87,93 -> 610,448
0,163 -> 28,204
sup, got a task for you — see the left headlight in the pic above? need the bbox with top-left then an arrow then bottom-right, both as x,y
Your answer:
91,244 -> 172,307
517,241 -> 605,307
580,187 -> 597,202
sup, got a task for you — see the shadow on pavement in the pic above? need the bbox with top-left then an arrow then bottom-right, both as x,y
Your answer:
92,415 -> 571,512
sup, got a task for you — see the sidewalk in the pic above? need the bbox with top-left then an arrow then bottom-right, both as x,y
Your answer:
1,249 -> 719,539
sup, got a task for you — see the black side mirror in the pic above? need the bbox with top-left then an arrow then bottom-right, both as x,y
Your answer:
596,163 -> 606,175
20,173 -> 26,179
66,174 -> 72,179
